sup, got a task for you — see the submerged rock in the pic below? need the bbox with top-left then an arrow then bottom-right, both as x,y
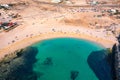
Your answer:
87,50 -> 112,80
0,47 -> 38,80
43,57 -> 53,65
70,71 -> 79,80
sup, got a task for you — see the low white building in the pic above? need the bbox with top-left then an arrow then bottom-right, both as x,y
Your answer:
51,0 -> 63,3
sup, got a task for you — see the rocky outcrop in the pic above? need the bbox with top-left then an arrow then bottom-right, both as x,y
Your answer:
0,47 -> 38,80
111,35 -> 120,80
87,50 -> 112,80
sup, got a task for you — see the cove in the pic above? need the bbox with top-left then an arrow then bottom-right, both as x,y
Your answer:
32,37 -> 112,80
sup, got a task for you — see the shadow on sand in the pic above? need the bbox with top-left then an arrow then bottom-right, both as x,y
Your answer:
87,50 -> 112,80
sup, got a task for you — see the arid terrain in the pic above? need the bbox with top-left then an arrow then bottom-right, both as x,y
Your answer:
0,0 -> 120,59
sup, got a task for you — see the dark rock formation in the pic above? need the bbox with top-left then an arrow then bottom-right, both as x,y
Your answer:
111,34 -> 120,80
87,50 -> 112,80
70,71 -> 79,80
111,44 -> 117,80
0,47 -> 38,80
42,57 -> 53,65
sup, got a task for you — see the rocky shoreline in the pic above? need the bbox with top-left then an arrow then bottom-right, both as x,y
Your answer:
0,38 -> 118,80
0,47 -> 38,80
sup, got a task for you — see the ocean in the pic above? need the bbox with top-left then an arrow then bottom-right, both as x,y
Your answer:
31,37 -> 112,80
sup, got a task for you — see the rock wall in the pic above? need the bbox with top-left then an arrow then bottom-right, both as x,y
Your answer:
111,35 -> 120,80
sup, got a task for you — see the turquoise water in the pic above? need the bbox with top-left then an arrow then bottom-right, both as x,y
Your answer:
32,38 -> 112,80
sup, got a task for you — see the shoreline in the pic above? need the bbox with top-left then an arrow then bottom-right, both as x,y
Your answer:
0,31 -> 117,59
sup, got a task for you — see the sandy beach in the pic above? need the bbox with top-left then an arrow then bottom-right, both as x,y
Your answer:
0,30 -> 117,59
0,0 -> 119,59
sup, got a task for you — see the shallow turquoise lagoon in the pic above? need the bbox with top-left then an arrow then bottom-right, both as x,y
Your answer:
32,38 -> 112,80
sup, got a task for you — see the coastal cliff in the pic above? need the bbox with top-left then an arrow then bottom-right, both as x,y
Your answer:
111,35 -> 120,80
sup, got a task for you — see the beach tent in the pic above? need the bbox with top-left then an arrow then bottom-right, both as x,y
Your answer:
51,0 -> 62,3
